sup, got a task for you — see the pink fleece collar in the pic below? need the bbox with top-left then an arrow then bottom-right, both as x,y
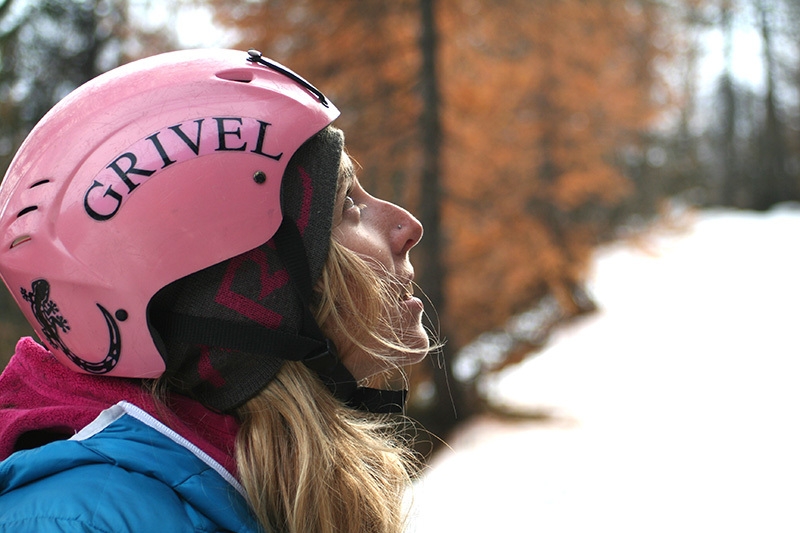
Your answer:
0,337 -> 240,476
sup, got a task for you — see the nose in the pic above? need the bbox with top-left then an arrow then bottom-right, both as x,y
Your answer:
392,206 -> 423,256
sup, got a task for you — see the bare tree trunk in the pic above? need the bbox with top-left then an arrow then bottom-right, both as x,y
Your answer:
754,0 -> 793,209
719,1 -> 741,206
414,0 -> 476,442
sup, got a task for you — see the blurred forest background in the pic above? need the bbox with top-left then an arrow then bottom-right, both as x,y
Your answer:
1,0 -> 798,451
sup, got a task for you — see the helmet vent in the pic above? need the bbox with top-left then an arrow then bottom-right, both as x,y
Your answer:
16,205 -> 38,218
10,235 -> 31,249
215,68 -> 254,83
29,179 -> 51,188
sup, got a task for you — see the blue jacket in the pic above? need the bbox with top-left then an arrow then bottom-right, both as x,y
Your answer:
0,401 -> 261,532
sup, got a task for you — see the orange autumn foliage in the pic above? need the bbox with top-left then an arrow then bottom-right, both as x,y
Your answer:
439,0 -> 664,343
206,0 -> 667,349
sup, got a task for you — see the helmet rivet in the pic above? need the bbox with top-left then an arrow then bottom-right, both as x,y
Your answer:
253,171 -> 267,184
115,309 -> 129,321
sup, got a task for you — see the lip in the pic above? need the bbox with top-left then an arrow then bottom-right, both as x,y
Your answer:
402,294 -> 424,313
400,271 -> 414,286
394,271 -> 415,299
393,272 -> 421,310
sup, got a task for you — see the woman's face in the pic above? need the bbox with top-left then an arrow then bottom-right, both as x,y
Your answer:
331,153 -> 429,380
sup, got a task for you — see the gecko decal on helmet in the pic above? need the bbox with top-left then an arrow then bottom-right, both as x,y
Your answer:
21,279 -> 122,374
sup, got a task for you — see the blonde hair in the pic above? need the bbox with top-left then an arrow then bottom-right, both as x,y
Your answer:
236,363 -> 415,532
234,239 -> 427,533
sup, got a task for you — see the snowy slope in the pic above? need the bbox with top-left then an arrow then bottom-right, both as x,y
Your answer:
409,207 -> 800,533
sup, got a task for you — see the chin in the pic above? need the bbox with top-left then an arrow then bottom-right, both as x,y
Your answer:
341,329 -> 430,381
399,327 -> 431,366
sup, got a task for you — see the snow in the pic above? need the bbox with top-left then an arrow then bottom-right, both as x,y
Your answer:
408,207 -> 800,532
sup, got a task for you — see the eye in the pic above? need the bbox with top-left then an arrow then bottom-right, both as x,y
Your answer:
343,195 -> 355,211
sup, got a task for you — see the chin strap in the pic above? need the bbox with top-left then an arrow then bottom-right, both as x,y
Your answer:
270,218 -> 408,414
301,337 -> 407,413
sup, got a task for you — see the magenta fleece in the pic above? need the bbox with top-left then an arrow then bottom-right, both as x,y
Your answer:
0,337 -> 240,475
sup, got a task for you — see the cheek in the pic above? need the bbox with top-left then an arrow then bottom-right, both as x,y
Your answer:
335,231 -> 391,271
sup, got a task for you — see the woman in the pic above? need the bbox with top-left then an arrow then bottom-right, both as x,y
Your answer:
0,49 -> 431,532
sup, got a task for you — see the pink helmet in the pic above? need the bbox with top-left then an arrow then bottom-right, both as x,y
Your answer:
0,49 -> 401,411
